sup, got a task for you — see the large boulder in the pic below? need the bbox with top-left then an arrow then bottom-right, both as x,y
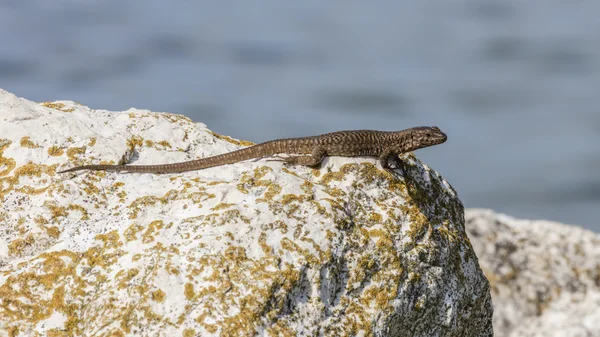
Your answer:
0,89 -> 492,336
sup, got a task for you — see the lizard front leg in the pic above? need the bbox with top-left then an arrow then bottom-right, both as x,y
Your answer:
280,146 -> 327,167
378,148 -> 396,170
379,148 -> 407,175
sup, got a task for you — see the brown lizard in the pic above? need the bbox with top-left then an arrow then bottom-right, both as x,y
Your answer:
58,126 -> 447,174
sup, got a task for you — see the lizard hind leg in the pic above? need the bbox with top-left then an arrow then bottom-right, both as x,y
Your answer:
282,146 -> 327,167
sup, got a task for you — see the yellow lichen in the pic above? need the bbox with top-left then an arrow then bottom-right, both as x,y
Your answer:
0,139 -> 12,153
280,238 -> 319,265
47,146 -> 64,156
67,204 -> 90,220
123,223 -> 144,242
126,135 -> 144,152
0,159 -> 16,178
45,226 -> 61,239
210,203 -> 235,211
40,102 -> 75,112
182,329 -> 196,337
128,196 -> 167,219
8,235 -> 35,256
66,146 -> 86,161
209,131 -> 255,147
44,203 -> 68,220
162,113 -> 194,124
20,136 -> 39,148
157,140 -> 172,148
116,268 -> 140,290
184,283 -> 195,300
141,220 -> 166,243
151,289 -> 166,303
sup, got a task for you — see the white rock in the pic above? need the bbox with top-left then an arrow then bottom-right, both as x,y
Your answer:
0,89 -> 492,337
466,208 -> 600,337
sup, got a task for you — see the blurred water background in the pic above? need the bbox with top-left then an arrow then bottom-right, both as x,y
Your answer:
1,1 -> 598,231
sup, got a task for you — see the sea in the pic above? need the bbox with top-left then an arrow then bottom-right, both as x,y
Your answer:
1,0 -> 598,231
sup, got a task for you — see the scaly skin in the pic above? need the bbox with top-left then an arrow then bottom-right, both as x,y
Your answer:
58,126 -> 447,174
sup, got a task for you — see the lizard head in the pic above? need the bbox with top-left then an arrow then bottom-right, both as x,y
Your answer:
410,126 -> 447,149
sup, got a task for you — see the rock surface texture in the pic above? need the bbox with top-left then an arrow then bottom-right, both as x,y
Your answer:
466,209 -> 600,337
0,89 -> 493,336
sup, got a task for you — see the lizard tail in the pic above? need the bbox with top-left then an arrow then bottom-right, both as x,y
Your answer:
58,164 -> 128,173
58,142 -> 279,174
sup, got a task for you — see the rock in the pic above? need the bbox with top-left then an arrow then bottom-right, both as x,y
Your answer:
466,208 -> 600,337
0,89 -> 492,336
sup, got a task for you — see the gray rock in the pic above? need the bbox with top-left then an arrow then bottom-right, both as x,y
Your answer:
466,208 -> 600,337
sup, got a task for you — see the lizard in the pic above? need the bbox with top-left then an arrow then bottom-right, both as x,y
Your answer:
58,126 -> 447,174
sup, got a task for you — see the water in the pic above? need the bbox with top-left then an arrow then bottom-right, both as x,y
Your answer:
1,1 -> 599,230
